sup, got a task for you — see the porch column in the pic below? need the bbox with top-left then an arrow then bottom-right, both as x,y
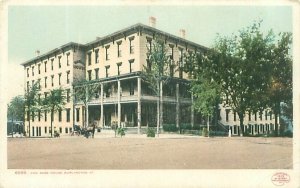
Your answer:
137,77 -> 141,134
100,83 -> 104,128
117,80 -> 121,128
191,92 -> 194,127
85,86 -> 89,128
176,83 -> 180,128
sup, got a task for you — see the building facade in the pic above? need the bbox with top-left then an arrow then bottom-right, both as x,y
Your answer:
22,22 -> 278,137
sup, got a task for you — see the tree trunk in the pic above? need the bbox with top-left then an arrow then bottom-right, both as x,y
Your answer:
160,80 -> 163,132
156,81 -> 160,136
207,115 -> 210,137
238,113 -> 244,136
274,102 -> 280,136
12,116 -> 14,138
51,108 -> 54,138
28,107 -> 31,138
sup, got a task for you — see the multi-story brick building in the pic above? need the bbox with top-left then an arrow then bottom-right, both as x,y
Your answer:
22,20 -> 278,137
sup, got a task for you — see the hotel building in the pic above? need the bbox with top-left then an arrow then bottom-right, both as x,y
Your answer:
22,19 -> 278,137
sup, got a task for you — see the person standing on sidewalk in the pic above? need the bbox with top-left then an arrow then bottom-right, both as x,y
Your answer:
92,122 -> 96,138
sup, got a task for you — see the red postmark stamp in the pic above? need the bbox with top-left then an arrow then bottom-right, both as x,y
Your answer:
271,172 -> 290,186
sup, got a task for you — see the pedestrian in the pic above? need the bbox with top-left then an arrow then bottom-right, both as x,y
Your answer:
92,122 -> 96,138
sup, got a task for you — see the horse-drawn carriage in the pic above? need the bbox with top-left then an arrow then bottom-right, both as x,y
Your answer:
71,124 -> 99,138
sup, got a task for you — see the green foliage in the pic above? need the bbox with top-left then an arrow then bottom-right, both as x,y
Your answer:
117,127 -> 126,137
141,37 -> 175,135
180,123 -> 192,130
146,128 -> 155,137
162,124 -> 179,132
24,80 -> 41,137
7,95 -> 25,121
42,88 -> 66,137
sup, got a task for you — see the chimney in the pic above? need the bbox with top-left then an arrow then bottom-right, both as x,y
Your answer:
179,29 -> 186,39
35,50 -> 40,57
149,16 -> 156,28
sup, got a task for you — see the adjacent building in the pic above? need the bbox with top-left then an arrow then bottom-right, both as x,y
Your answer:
22,19 -> 278,137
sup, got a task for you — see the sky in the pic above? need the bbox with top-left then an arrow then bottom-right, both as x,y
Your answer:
6,5 -> 292,101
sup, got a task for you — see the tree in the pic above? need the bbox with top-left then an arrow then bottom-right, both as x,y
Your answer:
42,88 -> 66,137
195,21 -> 277,136
7,96 -> 25,137
73,79 -> 100,128
24,81 -> 40,137
267,32 -> 292,136
191,76 -> 221,136
142,37 -> 173,136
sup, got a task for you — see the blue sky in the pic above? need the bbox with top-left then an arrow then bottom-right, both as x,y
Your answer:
6,5 -> 292,100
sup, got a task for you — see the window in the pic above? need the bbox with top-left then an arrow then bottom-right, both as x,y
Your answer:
129,59 -> 134,73
248,111 -> 251,121
226,109 -> 230,122
117,62 -> 122,76
66,53 -> 70,66
234,112 -> 236,121
117,41 -> 122,57
69,128 -> 72,133
31,80 -> 34,88
38,94 -> 41,105
59,127 -> 62,134
66,108 -> 70,122
255,112 -> 257,121
169,44 -> 174,60
58,109 -> 62,122
58,73 -> 62,85
67,71 -> 70,84
32,66 -> 34,76
51,75 -> 54,87
44,77 -> 47,88
27,111 -> 30,121
27,68 -> 29,77
265,111 -> 268,120
129,82 -> 134,95
65,127 -> 68,134
105,65 -> 110,78
44,61 -> 47,72
129,36 -> 134,54
58,56 -> 62,68
67,89 -> 70,102
95,68 -> 99,80
27,81 -> 29,91
76,108 -> 80,122
44,110 -> 47,121
105,46 -> 110,60
38,64 -> 41,74
44,92 -> 48,99
88,70 -> 92,81
95,49 -> 99,64
88,52 -> 92,65
259,110 -> 263,121
146,37 -> 152,54
51,59 -> 54,70
45,127 -> 47,134
38,110 -> 41,122
269,111 -> 272,120
32,111 -> 35,122
32,127 -> 35,136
